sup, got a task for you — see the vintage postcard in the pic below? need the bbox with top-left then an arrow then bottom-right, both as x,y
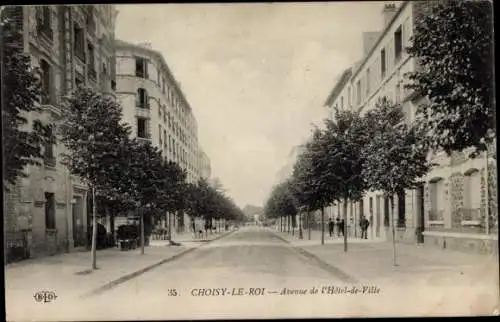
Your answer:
3,1 -> 499,321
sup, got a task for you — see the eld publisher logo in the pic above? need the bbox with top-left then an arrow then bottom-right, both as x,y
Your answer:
33,290 -> 57,303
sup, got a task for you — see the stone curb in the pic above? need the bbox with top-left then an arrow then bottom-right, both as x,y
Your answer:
80,230 -> 235,299
271,230 -> 359,284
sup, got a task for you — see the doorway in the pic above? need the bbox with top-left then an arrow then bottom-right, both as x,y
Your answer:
72,195 -> 85,247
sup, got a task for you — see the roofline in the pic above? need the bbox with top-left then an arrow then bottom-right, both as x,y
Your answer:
115,39 -> 193,113
323,68 -> 352,107
350,1 -> 409,81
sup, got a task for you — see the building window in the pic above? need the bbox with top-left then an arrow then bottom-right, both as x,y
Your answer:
135,57 -> 148,78
87,42 -> 96,80
347,87 -> 351,107
340,96 -> 344,109
159,125 -> 162,146
463,170 -> 481,222
162,79 -> 166,94
429,178 -> 445,221
163,105 -> 167,123
136,88 -> 149,109
74,24 -> 85,62
36,6 -> 53,41
45,192 -> 56,229
380,48 -> 386,79
40,59 -> 52,104
44,126 -> 55,164
356,80 -> 361,105
102,62 -> 108,76
394,26 -> 402,63
85,7 -> 96,34
395,83 -> 401,104
366,68 -> 371,95
157,67 -> 161,85
158,105 -> 162,118
137,117 -> 148,138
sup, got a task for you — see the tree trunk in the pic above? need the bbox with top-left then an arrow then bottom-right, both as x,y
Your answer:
167,212 -> 172,242
343,197 -> 348,252
390,196 -> 398,266
91,186 -> 98,269
307,211 -> 311,240
109,207 -> 115,247
321,207 -> 325,245
299,213 -> 303,239
140,208 -> 145,255
287,216 -> 291,233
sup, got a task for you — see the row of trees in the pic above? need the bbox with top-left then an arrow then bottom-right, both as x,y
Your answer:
2,12 -> 244,269
265,1 -> 494,266
265,98 -> 430,265
60,88 -> 245,269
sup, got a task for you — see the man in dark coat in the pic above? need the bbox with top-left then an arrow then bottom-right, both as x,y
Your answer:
328,218 -> 335,238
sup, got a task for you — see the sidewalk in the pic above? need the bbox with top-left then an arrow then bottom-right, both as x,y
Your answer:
273,228 -> 499,314
275,228 -> 498,283
274,227 -> 385,246
5,230 -> 232,301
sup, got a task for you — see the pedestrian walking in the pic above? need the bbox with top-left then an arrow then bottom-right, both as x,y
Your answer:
339,218 -> 345,237
335,217 -> 341,237
328,218 -> 334,238
359,216 -> 365,239
360,216 -> 370,239
363,216 -> 370,239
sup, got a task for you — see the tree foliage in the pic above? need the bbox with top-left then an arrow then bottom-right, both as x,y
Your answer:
362,98 -> 432,196
186,178 -> 244,224
264,180 -> 297,220
290,128 -> 338,212
2,11 -> 54,190
322,107 -> 369,202
58,87 -> 131,194
406,0 -> 494,155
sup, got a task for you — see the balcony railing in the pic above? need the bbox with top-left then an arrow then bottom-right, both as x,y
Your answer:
459,208 -> 482,226
428,209 -> 444,223
37,24 -> 53,42
44,157 -> 56,168
88,68 -> 97,81
75,48 -> 85,63
136,101 -> 150,109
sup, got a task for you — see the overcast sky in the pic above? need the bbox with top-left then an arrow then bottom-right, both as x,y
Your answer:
115,2 -> 384,208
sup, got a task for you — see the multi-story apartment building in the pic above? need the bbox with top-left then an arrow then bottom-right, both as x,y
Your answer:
115,40 -> 203,184
324,2 -> 497,253
114,40 -> 209,232
4,5 -> 118,261
198,149 -> 211,180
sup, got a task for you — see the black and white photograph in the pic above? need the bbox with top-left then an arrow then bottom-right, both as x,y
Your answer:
2,1 -> 498,320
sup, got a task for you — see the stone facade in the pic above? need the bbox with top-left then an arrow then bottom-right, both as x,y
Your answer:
4,5 -> 117,261
322,1 -> 497,253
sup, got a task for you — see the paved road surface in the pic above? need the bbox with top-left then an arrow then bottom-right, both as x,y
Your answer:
12,227 -> 497,320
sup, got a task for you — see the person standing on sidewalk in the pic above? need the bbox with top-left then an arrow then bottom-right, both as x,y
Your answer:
360,216 -> 370,239
339,217 -> 345,237
335,217 -> 341,237
328,218 -> 334,238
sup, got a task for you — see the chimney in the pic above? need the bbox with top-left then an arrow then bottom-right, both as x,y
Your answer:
382,3 -> 398,26
362,31 -> 382,56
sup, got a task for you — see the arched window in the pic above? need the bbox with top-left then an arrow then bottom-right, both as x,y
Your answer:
136,88 -> 148,109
